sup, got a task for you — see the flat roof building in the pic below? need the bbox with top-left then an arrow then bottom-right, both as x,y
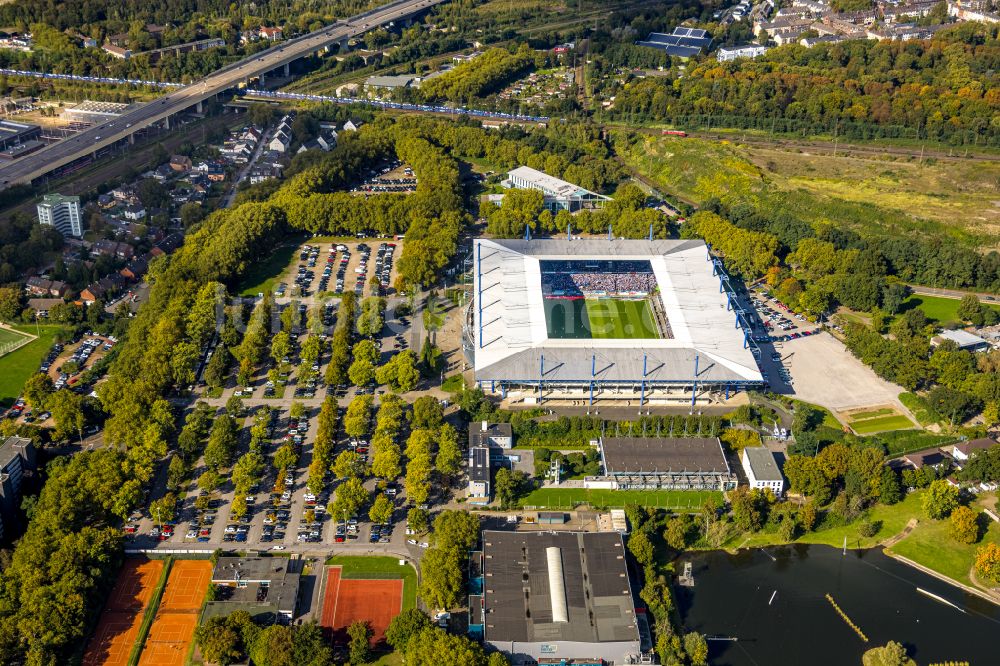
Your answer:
638,27 -> 713,57
592,436 -> 737,490
503,166 -> 610,212
742,446 -> 784,494
481,530 -> 642,665
717,44 -> 770,61
932,328 -> 992,352
37,193 -> 83,238
469,421 -> 514,449
0,118 -> 40,151
206,557 -> 301,623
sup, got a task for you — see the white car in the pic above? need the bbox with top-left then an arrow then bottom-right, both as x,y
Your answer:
271,545 -> 286,551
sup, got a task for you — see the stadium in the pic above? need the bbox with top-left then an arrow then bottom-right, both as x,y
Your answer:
465,238 -> 764,406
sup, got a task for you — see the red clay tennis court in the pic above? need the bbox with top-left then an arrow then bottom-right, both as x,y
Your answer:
320,566 -> 403,644
136,560 -> 211,666
158,560 -> 211,610
82,559 -> 164,666
137,613 -> 198,666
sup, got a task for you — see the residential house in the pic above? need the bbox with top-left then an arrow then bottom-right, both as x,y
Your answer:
169,155 -> 192,172
102,44 -> 132,59
249,164 -> 283,184
120,255 -> 149,281
269,130 -> 291,153
951,438 -> 998,464
123,204 -> 146,221
260,26 -> 284,41
151,232 -> 184,257
342,118 -> 363,132
25,277 -> 67,297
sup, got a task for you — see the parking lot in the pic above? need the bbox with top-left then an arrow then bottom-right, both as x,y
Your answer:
350,160 -> 417,194
272,240 -> 400,301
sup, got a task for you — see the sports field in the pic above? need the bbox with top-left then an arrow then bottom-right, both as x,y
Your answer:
544,298 -> 659,339
0,324 -> 65,406
0,326 -> 30,350
517,488 -> 722,509
321,557 -> 414,645
83,560 -> 165,666
136,560 -> 211,666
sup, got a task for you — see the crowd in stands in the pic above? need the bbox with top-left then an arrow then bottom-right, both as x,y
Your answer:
542,271 -> 657,297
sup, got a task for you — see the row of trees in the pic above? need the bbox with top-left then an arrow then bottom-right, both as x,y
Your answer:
195,611 -> 334,666
609,26 -> 1000,146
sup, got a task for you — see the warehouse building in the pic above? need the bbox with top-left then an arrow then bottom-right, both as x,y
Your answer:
587,436 -> 737,491
479,530 -> 644,664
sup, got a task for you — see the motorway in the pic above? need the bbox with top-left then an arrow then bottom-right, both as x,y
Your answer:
0,0 -> 445,187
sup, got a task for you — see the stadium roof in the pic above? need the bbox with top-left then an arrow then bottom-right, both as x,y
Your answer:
472,238 -> 763,385
601,437 -> 731,475
482,531 -> 638,645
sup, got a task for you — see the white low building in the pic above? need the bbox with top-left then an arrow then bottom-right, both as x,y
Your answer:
717,44 -> 770,61
742,446 -> 784,494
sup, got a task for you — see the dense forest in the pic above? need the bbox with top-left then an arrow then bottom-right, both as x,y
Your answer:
606,22 -> 1000,145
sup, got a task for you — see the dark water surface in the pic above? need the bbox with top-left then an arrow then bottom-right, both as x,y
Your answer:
677,545 -> 1000,666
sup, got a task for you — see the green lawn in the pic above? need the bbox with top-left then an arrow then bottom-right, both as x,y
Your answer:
587,299 -> 659,339
236,242 -> 299,296
0,324 -> 67,406
517,488 -> 721,510
849,414 -> 916,435
888,499 -> 1000,586
849,408 -> 894,420
898,294 -> 1000,324
0,327 -> 30,349
441,374 -> 466,393
324,555 -> 417,610
544,298 -> 659,339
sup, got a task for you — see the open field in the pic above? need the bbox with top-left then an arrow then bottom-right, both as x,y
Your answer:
784,332 -> 905,413
518,488 -> 721,509
83,559 -> 165,666
897,294 -> 1000,324
0,324 -> 66,406
843,406 -> 915,435
889,496 -> 1000,587
614,133 -> 1000,245
731,489 -> 924,551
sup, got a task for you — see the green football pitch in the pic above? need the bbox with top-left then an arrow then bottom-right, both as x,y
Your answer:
544,298 -> 659,339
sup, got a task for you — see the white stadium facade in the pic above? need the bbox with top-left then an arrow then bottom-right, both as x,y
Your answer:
464,238 -> 765,406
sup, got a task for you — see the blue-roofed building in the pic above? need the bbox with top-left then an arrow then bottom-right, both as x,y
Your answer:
638,27 -> 713,57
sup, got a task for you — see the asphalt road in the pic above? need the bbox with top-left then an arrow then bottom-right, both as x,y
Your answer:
0,0 -> 445,187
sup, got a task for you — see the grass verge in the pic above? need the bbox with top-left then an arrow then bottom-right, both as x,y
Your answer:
126,557 -> 173,666
849,414 -> 916,435
236,242 -> 300,297
898,392 -> 937,427
0,324 -> 68,406
324,555 -> 417,610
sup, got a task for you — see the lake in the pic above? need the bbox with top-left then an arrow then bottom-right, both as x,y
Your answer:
677,545 -> 1000,665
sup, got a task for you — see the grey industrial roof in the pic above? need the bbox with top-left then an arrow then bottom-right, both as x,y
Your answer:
472,238 -> 764,386
482,531 -> 638,645
743,446 -> 782,482
601,437 -> 731,475
212,556 -> 295,582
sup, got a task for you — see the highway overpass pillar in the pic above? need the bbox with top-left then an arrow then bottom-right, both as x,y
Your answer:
283,62 -> 290,77
128,133 -> 135,145
196,100 -> 204,114
260,72 -> 266,87
164,115 -> 171,130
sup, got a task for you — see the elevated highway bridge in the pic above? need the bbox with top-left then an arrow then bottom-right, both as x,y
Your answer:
0,0 -> 445,188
